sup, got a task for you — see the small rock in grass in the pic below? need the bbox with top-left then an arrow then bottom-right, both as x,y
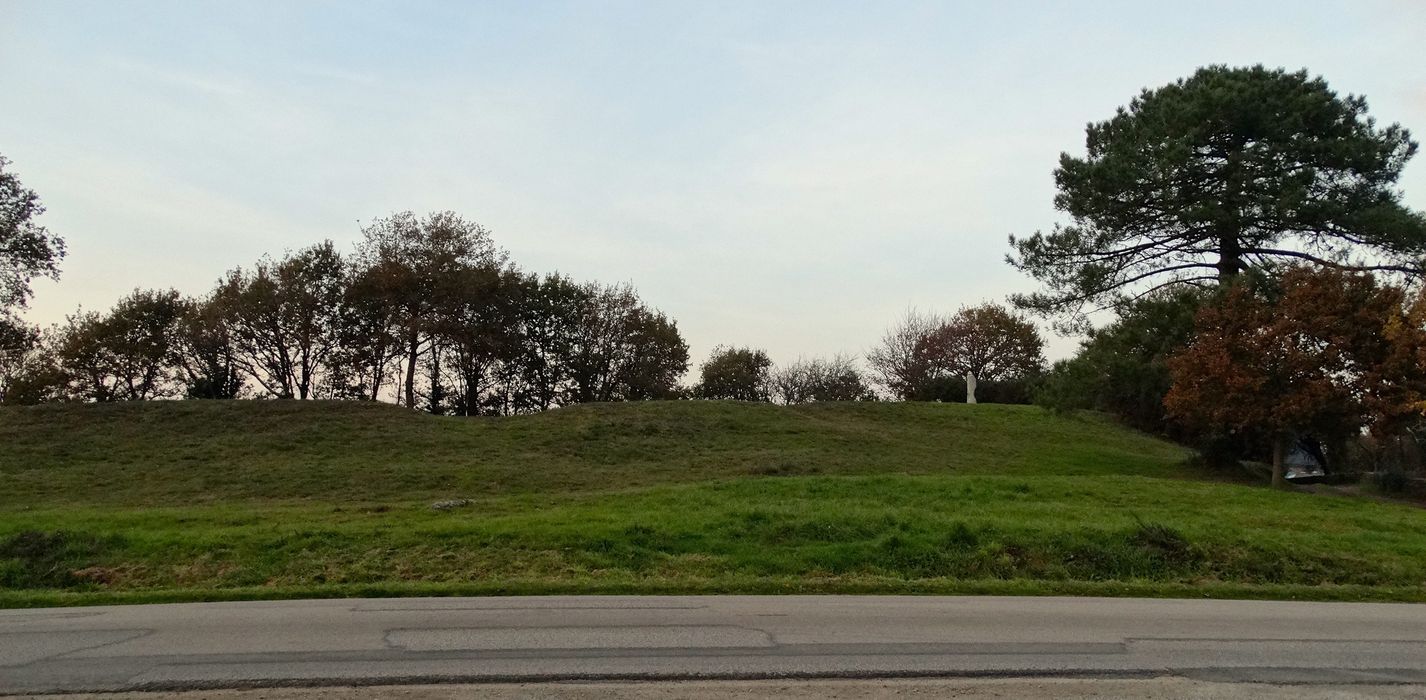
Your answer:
431,498 -> 473,511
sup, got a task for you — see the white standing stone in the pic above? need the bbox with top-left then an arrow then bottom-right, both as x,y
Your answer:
965,371 -> 977,404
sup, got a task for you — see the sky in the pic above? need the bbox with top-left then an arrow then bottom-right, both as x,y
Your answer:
2,0 -> 1425,367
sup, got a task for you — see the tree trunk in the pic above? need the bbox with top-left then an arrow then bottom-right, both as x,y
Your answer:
371,338 -> 390,402
427,342 -> 441,414
1217,230 -> 1242,281
464,379 -> 479,417
404,330 -> 419,408
461,359 -> 481,417
298,347 -> 311,400
1271,432 -> 1289,489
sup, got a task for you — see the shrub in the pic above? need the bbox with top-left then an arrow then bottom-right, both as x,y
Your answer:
0,530 -> 107,588
769,354 -> 875,404
694,346 -> 773,401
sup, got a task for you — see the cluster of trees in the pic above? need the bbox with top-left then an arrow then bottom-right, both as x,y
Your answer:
1019,65 -> 1426,485
5,148 -> 1042,412
768,354 -> 876,404
689,347 -> 878,404
865,303 -> 1045,403
1166,268 -> 1426,486
1,210 -> 690,414
0,148 -> 1048,412
685,302 -> 1047,407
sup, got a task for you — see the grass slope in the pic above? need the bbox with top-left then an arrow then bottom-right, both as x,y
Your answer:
2,401 -> 1424,607
0,400 -> 1187,506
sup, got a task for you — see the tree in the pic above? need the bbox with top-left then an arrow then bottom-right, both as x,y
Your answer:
613,305 -> 689,400
173,294 -> 245,399
566,282 -> 641,404
55,289 -> 184,401
510,273 -> 587,412
1035,289 -> 1204,434
325,261 -> 404,401
1009,65 -> 1426,328
0,329 -> 64,405
355,211 -> 504,409
278,242 -> 346,400
915,303 -> 1044,402
0,155 -> 66,321
866,308 -> 942,399
567,283 -> 689,403
1165,268 -> 1426,487
0,316 -> 40,404
216,242 -> 346,400
769,354 -> 874,404
694,346 -> 772,402
431,264 -> 522,415
215,265 -> 290,398
769,358 -> 816,405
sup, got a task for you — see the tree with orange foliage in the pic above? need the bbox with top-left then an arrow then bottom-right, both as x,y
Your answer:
1165,267 -> 1426,487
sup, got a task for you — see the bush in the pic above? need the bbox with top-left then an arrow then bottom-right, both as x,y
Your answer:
694,346 -> 772,401
0,530 -> 107,588
769,355 -> 875,404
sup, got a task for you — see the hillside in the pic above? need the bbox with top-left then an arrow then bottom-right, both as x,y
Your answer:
3,400 -> 1425,606
0,400 -> 1187,506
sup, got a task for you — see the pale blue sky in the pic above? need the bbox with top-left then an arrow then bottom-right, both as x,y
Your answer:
2,1 -> 1424,365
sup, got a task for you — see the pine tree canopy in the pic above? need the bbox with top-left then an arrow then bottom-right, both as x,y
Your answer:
1009,65 -> 1426,328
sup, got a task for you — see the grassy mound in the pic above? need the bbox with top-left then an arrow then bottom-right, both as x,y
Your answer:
0,400 -> 1187,506
2,400 -> 1424,606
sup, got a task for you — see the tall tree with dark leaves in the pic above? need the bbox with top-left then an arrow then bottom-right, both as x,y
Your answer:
1009,66 -> 1426,329
511,273 -> 587,412
217,242 -> 345,399
0,155 -> 65,322
567,283 -> 689,403
278,242 -> 346,400
173,294 -> 245,399
325,262 -> 403,401
615,305 -> 689,400
0,155 -> 65,399
429,264 -> 522,415
55,289 -> 184,401
0,315 -> 40,403
215,264 -> 292,398
355,211 -> 504,410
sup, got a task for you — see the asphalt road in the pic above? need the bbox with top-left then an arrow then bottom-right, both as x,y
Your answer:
3,595 -> 1425,694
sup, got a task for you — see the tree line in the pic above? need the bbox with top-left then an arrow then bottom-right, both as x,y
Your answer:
0,181 -> 1048,411
1,153 -> 1052,410
0,211 -> 693,414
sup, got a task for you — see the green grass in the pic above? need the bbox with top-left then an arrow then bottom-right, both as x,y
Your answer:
2,400 -> 1424,606
0,400 -> 1187,506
